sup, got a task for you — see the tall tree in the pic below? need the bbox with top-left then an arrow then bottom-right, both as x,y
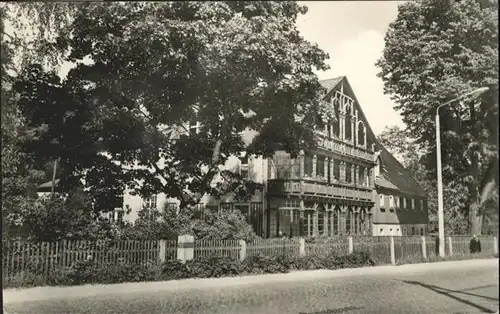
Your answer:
14,2 -> 331,213
376,0 -> 499,235
1,5 -> 47,238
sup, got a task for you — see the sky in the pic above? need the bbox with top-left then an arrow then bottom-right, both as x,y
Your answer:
296,1 -> 407,135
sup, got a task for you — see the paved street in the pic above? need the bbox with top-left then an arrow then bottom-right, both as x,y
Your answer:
4,259 -> 499,314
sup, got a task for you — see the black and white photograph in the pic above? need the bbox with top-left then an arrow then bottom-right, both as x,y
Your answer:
1,1 -> 498,313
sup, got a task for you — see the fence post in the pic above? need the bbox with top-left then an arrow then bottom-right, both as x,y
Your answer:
421,236 -> 427,259
299,238 -> 306,257
348,236 -> 353,254
494,237 -> 498,255
390,236 -> 395,265
239,240 -> 246,262
177,235 -> 194,263
159,240 -> 166,263
447,237 -> 453,256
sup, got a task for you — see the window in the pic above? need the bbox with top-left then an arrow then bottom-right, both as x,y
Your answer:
317,209 -> 325,235
394,196 -> 399,209
334,160 -> 340,180
379,194 -> 385,208
333,210 -> 339,235
345,106 -> 352,141
108,209 -> 124,223
317,156 -> 325,177
273,152 -> 300,179
403,197 -> 407,209
420,228 -> 424,236
333,96 -> 340,137
358,122 -> 365,146
359,167 -> 366,186
420,200 -> 424,211
411,199 -> 415,210
375,157 -> 381,177
380,228 -> 384,235
411,226 -> 415,235
354,213 -> 359,235
345,163 -> 352,183
143,195 -> 157,210
389,195 -> 394,208
346,209 -> 352,234
304,155 -> 313,176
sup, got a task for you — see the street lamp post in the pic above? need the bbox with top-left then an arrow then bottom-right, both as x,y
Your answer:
435,87 -> 489,257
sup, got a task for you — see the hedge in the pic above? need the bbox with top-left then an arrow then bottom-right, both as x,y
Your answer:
4,249 -> 376,288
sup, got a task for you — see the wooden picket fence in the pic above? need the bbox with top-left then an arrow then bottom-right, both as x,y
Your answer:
3,235 -> 497,286
194,239 -> 241,259
247,238 -> 301,256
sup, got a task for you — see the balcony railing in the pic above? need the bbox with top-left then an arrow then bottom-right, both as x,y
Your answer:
267,179 -> 373,201
315,134 -> 374,162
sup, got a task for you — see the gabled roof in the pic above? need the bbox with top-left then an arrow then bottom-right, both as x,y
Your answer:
376,146 -> 427,197
319,76 -> 427,198
319,76 -> 345,91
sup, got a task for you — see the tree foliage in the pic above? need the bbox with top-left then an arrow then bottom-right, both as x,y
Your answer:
120,204 -> 258,242
1,5 -> 47,238
376,0 -> 499,234
13,2 -> 330,213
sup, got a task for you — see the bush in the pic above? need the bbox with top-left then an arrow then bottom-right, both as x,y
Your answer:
242,254 -> 289,274
160,260 -> 190,280
187,256 -> 241,278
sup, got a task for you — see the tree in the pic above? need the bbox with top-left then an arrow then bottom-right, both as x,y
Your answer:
14,2 -> 331,213
2,2 -> 80,71
122,204 -> 258,242
1,2 -> 86,239
376,0 -> 499,235
1,5 -> 47,238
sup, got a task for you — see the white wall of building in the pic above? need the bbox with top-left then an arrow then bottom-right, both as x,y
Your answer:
372,224 -> 427,237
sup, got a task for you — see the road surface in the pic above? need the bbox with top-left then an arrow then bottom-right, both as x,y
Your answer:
4,259 -> 499,314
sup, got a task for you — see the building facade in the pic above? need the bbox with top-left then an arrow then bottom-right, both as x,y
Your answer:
37,76 -> 428,237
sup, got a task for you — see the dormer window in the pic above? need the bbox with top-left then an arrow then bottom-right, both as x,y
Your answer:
379,194 -> 384,207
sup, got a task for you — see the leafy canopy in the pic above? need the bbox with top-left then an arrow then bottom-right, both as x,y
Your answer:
14,2 -> 330,211
376,0 -> 498,234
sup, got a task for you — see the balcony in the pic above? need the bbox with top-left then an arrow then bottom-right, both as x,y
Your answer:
267,179 -> 373,202
315,134 -> 374,162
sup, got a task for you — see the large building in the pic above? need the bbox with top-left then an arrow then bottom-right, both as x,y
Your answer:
38,76 -> 428,237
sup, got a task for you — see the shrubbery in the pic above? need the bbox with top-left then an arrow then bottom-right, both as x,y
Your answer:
4,249 -> 376,288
